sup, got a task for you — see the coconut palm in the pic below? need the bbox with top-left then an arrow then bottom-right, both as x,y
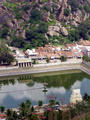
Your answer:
38,100 -> 43,106
0,106 -> 5,113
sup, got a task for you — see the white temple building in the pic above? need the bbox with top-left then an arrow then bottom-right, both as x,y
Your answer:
70,89 -> 82,104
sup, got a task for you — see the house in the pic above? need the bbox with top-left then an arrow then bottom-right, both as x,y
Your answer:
25,49 -> 38,57
65,43 -> 76,50
25,49 -> 38,60
82,46 -> 90,57
60,51 -> 75,59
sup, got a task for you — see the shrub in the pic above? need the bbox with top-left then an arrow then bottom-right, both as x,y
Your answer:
38,22 -> 48,33
10,37 -> 26,48
26,29 -> 48,48
0,106 -> 5,113
31,8 -> 41,21
32,60 -> 37,64
60,56 -> 67,62
38,100 -> 43,106
64,8 -> 70,16
82,56 -> 90,62
49,100 -> 55,106
78,19 -> 90,39
68,29 -> 79,42
22,5 -> 30,12
15,12 -> 22,20
43,5 -> 51,12
68,0 -> 79,12
46,57 -> 50,63
83,5 -> 90,13
0,26 -> 9,38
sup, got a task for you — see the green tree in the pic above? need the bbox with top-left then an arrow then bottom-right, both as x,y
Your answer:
32,60 -> 37,64
26,30 -> 47,48
83,93 -> 90,101
6,109 -> 13,117
0,26 -> 9,38
68,0 -> 79,12
38,100 -> 43,106
43,5 -> 51,12
0,106 -> 5,113
0,41 -> 14,65
68,29 -> 79,42
19,102 -> 25,111
10,36 -> 26,48
25,100 -> 31,109
78,19 -> 90,39
31,106 -> 34,112
46,57 -> 50,63
64,8 -> 70,16
60,56 -> 67,62
38,22 -> 48,33
49,100 -> 55,106
83,5 -> 90,13
30,8 -> 41,21
57,110 -> 62,120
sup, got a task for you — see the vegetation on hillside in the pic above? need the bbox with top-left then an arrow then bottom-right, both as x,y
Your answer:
0,41 -> 14,65
0,0 -> 89,50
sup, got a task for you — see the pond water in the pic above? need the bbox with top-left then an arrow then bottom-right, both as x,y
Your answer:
0,70 -> 90,108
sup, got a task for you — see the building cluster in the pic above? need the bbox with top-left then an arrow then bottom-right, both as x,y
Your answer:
10,40 -> 90,67
25,40 -> 90,60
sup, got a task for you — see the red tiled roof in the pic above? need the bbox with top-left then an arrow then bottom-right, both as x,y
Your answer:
65,43 -> 76,48
0,114 -> 6,119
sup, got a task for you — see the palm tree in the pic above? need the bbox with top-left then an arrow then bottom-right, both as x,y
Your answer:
12,111 -> 18,120
0,106 -> 5,113
31,106 -> 34,112
6,109 -> 13,119
38,100 -> 43,106
19,100 -> 31,119
19,102 -> 25,110
49,100 -> 55,106
25,100 -> 31,109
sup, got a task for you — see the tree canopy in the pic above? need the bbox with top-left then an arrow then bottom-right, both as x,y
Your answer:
0,41 -> 14,65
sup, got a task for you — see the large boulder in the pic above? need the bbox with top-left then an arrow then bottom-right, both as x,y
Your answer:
42,12 -> 50,22
47,25 -> 60,36
60,26 -> 68,36
48,26 -> 60,32
47,31 -> 59,37
72,10 -> 83,24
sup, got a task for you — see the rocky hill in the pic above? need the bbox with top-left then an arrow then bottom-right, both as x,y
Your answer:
0,0 -> 90,49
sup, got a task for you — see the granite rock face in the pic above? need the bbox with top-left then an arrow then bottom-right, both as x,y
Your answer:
0,0 -> 89,42
47,22 -> 68,37
60,26 -> 68,36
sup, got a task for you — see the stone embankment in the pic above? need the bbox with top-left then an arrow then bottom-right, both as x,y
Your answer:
81,63 -> 90,75
0,60 -> 89,77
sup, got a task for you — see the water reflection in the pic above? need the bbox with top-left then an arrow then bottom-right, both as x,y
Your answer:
0,70 -> 90,108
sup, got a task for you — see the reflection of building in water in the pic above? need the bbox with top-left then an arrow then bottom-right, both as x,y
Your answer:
18,75 -> 32,80
70,89 -> 82,104
18,75 -> 33,83
18,75 -> 35,87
